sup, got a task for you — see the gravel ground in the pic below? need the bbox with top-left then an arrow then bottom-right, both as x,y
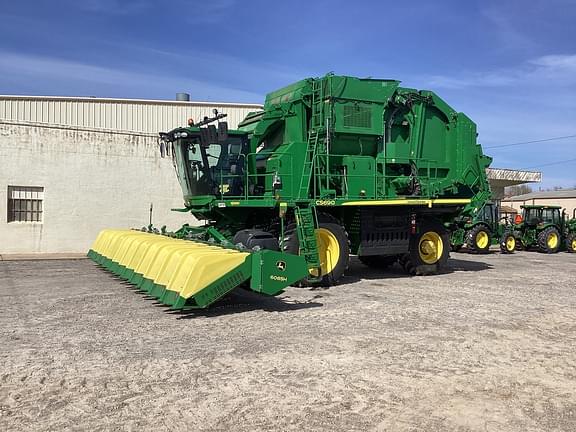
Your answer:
1,251 -> 575,431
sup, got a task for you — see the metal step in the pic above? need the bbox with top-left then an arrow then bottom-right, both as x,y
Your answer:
295,207 -> 321,279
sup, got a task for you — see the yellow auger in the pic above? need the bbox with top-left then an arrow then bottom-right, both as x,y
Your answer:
88,229 -> 308,309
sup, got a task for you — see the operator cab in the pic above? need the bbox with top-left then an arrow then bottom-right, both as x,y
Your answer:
521,205 -> 562,226
159,111 -> 249,205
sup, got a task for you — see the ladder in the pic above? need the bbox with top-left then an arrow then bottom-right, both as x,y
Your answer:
297,79 -> 325,199
295,207 -> 321,279
298,131 -> 321,199
310,78 -> 325,129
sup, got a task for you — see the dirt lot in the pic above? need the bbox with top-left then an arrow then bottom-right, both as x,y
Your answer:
1,251 -> 575,431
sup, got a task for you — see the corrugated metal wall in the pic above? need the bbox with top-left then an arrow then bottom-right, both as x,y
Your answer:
0,96 -> 262,133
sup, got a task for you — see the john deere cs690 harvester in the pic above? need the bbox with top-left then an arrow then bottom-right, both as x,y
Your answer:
89,74 -> 492,309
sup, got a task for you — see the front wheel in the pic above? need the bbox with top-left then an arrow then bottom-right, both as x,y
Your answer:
283,216 -> 350,286
538,226 -> 561,254
500,231 -> 516,254
401,220 -> 450,275
467,224 -> 492,254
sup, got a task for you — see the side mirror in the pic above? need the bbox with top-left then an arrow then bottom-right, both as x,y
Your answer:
218,121 -> 229,142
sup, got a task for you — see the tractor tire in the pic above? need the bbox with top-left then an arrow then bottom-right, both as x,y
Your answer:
565,233 -> 576,253
500,231 -> 516,254
358,254 -> 399,269
467,224 -> 491,254
537,226 -> 561,254
400,220 -> 450,276
283,213 -> 350,286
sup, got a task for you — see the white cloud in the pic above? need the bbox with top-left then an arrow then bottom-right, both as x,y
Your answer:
422,54 -> 576,90
71,0 -> 237,20
76,0 -> 151,15
480,5 -> 538,53
0,51 -> 263,102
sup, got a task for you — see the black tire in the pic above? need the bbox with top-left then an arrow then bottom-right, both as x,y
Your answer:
400,219 -> 450,276
283,213 -> 350,286
467,224 -> 492,254
537,226 -> 561,254
499,231 -> 516,254
567,233 -> 576,253
358,255 -> 399,269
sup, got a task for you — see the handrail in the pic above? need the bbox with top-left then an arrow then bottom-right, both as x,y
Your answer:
310,153 -> 440,200
210,151 -> 450,202
213,151 -> 295,200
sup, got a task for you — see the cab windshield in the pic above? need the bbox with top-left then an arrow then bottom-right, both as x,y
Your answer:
178,134 -> 247,198
523,208 -> 560,225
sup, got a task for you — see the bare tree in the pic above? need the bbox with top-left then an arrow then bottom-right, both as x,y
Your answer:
505,184 -> 532,197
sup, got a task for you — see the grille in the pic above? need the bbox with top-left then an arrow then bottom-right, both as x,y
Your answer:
343,105 -> 372,128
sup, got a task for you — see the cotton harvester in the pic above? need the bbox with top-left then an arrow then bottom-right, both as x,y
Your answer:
88,74 -> 492,309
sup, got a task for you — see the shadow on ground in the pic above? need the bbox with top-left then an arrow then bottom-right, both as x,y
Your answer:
341,255 -> 493,284
111,255 -> 492,316
162,289 -> 323,319
447,258 -> 493,272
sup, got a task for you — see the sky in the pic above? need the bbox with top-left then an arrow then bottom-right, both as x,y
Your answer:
1,0 -> 575,189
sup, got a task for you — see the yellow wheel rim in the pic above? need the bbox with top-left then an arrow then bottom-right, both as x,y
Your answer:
572,239 -> 576,251
547,232 -> 559,249
311,228 -> 340,276
476,231 -> 489,249
418,231 -> 443,265
506,236 -> 516,252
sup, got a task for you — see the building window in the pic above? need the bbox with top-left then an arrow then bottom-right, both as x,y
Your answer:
7,186 -> 44,223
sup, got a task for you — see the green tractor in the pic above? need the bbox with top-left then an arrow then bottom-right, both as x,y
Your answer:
567,209 -> 576,253
89,74 -> 492,309
449,202 -> 516,254
512,205 -> 570,253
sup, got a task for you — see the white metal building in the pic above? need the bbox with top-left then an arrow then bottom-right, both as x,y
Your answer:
0,95 -> 259,135
502,190 -> 576,216
485,168 -> 542,200
0,95 -> 261,256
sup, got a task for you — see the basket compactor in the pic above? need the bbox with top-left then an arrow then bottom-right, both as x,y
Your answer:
89,74 -> 492,309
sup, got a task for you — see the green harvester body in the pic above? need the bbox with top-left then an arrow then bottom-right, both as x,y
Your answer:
89,74 -> 493,309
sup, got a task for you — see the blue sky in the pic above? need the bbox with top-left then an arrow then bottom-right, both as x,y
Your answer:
1,0 -> 575,188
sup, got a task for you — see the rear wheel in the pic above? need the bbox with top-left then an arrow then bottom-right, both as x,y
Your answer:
359,255 -> 399,269
538,226 -> 561,254
467,224 -> 491,254
566,233 -> 576,253
283,214 -> 350,286
500,231 -> 516,254
401,220 -> 449,275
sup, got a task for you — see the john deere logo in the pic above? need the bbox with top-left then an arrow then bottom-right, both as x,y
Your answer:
276,261 -> 286,271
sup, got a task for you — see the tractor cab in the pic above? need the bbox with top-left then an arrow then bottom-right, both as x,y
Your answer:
159,112 -> 250,207
475,202 -> 499,226
520,205 -> 563,227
